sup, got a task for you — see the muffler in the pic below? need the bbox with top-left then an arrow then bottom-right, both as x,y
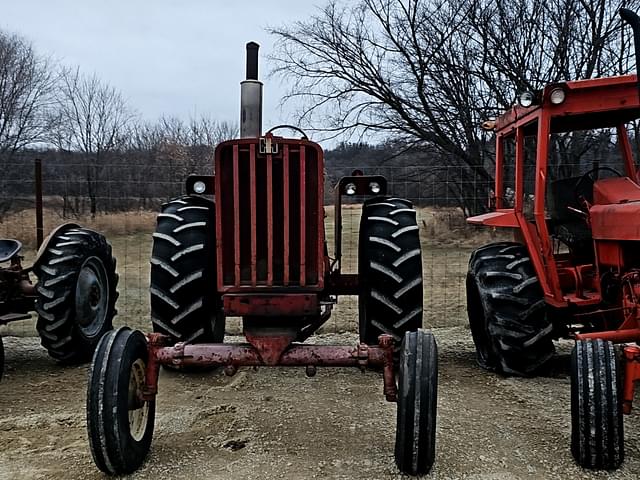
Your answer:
240,42 -> 263,138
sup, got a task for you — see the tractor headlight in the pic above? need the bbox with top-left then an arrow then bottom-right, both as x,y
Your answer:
369,181 -> 381,194
193,180 -> 207,194
519,91 -> 535,107
549,87 -> 566,105
345,182 -> 357,195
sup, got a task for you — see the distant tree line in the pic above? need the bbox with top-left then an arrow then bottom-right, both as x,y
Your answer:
0,29 -> 236,219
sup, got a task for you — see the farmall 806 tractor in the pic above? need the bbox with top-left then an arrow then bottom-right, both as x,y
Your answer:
0,159 -> 118,380
86,43 -> 437,476
467,8 -> 640,471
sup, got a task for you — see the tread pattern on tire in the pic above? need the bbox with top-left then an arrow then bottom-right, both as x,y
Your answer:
395,329 -> 438,475
359,197 -> 423,345
87,327 -> 155,475
571,339 -> 624,470
466,242 -> 554,375
34,226 -> 118,362
150,195 -> 223,344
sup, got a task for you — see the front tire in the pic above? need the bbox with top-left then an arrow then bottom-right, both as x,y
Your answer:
571,339 -> 624,470
466,242 -> 554,375
395,329 -> 438,475
150,196 -> 224,344
358,197 -> 423,345
87,327 -> 155,475
34,226 -> 118,363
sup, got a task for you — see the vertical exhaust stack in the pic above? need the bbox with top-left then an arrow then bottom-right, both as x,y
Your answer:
240,42 -> 263,138
620,9 -> 640,100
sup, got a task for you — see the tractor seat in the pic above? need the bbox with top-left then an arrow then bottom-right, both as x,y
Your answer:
0,239 -> 22,263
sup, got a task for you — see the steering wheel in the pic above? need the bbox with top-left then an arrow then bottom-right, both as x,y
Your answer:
573,166 -> 623,209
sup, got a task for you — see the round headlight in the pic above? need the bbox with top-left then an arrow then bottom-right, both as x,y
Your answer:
193,180 -> 206,194
369,181 -> 381,194
519,92 -> 534,107
345,182 -> 357,195
549,88 -> 566,105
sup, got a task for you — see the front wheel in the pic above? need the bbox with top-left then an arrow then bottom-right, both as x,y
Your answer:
571,339 -> 624,470
395,329 -> 438,475
87,328 -> 155,475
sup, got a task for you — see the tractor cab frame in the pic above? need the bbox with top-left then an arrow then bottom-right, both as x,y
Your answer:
466,8 -> 640,470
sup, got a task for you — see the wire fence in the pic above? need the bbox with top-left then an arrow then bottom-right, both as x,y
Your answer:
0,157 -> 508,339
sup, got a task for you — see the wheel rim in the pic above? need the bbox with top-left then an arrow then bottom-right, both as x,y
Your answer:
75,256 -> 109,337
128,358 -> 150,442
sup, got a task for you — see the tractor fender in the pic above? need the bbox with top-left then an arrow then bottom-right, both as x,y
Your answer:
32,222 -> 81,269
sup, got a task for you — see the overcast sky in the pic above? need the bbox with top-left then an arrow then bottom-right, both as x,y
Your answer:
1,0 -> 323,131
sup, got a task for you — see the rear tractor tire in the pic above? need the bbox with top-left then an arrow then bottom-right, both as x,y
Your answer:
87,327 -> 155,475
571,339 -> 624,470
150,195 -> 224,344
466,242 -> 554,376
34,226 -> 118,363
359,197 -> 423,347
395,329 -> 438,475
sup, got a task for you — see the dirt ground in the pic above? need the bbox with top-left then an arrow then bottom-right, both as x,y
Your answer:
2,207 -> 638,478
1,328 -> 639,480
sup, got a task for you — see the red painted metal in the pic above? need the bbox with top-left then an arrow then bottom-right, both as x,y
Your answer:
283,144 -> 290,286
223,293 -> 319,316
622,345 -> 640,414
267,152 -> 274,285
215,138 -> 325,293
495,134 -> 504,209
617,124 -> 639,183
467,210 -> 519,227
299,145 -> 306,287
245,331 -> 298,365
575,329 -> 640,343
250,143 -> 257,286
233,144 -> 241,286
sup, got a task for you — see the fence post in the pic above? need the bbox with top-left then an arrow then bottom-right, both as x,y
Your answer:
35,158 -> 44,248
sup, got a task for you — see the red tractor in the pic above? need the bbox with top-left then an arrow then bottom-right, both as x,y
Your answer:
85,43 -> 437,476
466,8 -> 640,471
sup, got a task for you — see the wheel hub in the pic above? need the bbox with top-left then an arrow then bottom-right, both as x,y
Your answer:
129,358 -> 150,442
75,256 -> 109,336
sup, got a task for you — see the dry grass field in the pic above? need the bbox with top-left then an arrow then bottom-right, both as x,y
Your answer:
0,203 -> 506,335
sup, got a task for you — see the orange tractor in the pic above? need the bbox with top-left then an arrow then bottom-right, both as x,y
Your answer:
467,8 -> 640,470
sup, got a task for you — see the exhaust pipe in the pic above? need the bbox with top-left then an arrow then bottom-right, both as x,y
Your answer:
240,42 -> 263,138
620,8 -> 640,99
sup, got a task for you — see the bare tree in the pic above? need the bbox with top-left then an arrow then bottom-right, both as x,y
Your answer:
0,30 -> 55,157
270,0 -> 639,214
51,68 -> 133,216
0,30 -> 55,219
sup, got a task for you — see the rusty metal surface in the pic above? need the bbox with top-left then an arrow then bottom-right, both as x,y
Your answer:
623,345 -> 640,414
215,137 -> 325,292
145,333 -> 399,403
223,293 -> 319,316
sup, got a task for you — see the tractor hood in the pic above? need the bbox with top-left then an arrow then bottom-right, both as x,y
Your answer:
590,177 -> 640,240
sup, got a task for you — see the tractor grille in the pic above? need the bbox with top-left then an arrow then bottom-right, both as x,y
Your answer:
215,139 -> 324,291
